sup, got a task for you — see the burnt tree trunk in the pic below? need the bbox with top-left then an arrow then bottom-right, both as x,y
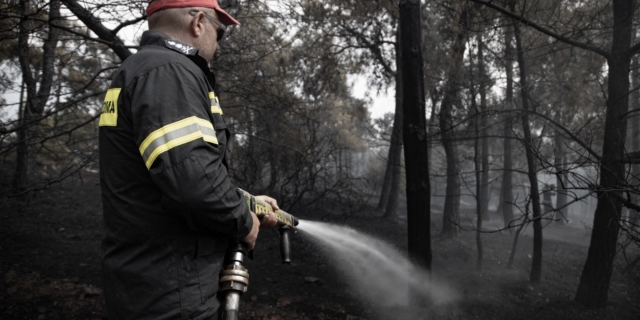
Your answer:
399,0 -> 431,269
478,34 -> 490,221
629,52 -> 640,229
378,157 -> 393,210
474,90 -> 484,271
12,0 -> 61,195
576,0 -> 633,307
499,18 -> 515,228
427,89 -> 439,196
511,0 -> 543,284
383,31 -> 404,219
439,9 -> 467,238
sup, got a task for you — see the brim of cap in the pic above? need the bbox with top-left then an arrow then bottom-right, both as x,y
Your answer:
214,7 -> 240,26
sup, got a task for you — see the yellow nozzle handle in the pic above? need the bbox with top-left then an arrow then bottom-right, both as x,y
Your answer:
238,189 -> 299,227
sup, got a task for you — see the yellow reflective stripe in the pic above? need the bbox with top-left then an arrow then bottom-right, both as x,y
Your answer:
209,91 -> 223,115
211,105 -> 223,115
139,116 -> 218,169
202,135 -> 217,144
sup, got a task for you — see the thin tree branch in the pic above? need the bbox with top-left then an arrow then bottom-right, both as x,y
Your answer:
112,16 -> 146,35
469,0 -> 611,59
59,0 -> 133,61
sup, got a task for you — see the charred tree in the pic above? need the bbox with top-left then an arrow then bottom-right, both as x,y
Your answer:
478,33 -> 490,221
378,154 -> 392,210
12,0 -> 62,195
629,53 -> 640,228
499,18 -> 515,228
399,0 -> 431,269
427,89 -> 439,196
383,29 -> 404,219
511,0 -> 543,284
439,8 -> 468,238
474,87 -> 484,271
575,0 -> 633,307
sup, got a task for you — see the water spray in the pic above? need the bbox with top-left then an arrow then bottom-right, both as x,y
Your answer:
297,220 -> 457,317
218,189 -> 299,320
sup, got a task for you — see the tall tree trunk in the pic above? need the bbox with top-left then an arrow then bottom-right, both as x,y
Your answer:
478,34 -> 490,221
427,89 -> 439,196
439,98 -> 461,237
474,93 -> 484,271
439,9 -> 467,238
378,156 -> 393,210
499,18 -> 515,228
554,130 -> 568,224
629,50 -> 640,229
576,0 -> 633,307
511,0 -> 543,284
383,32 -> 404,219
399,0 -> 431,269
12,0 -> 61,195
13,1 -> 37,194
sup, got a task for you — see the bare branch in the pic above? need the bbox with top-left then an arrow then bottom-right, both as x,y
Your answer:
113,16 -> 147,35
469,0 -> 611,59
59,0 -> 133,61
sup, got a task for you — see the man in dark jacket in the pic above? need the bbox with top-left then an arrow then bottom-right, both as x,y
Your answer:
99,0 -> 277,318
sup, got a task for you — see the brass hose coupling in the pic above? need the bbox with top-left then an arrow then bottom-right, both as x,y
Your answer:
219,264 -> 250,293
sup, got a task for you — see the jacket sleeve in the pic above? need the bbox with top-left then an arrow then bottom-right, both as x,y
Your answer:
129,61 -> 252,239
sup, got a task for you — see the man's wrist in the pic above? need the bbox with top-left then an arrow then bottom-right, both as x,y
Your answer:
237,209 -> 254,239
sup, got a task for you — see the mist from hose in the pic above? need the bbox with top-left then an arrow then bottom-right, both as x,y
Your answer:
297,220 -> 456,314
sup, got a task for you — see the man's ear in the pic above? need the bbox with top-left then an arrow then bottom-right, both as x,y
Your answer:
190,12 -> 206,37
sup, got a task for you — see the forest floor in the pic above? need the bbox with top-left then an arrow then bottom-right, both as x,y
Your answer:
0,174 -> 639,320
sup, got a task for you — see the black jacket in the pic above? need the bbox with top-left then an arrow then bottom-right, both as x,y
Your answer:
99,30 -> 252,320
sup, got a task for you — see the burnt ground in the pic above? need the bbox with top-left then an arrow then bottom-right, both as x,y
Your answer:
0,175 -> 639,320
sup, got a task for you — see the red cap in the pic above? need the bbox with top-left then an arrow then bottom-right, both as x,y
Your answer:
147,0 -> 240,26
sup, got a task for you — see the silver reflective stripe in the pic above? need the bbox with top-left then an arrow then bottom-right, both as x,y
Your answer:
139,116 -> 218,169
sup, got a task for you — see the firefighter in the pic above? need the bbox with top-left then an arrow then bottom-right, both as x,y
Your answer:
99,0 -> 277,318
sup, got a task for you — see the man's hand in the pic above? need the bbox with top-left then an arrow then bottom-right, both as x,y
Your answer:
242,195 -> 280,251
255,195 -> 279,228
243,212 -> 260,251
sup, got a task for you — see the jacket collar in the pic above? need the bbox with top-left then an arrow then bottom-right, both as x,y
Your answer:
140,30 -> 217,89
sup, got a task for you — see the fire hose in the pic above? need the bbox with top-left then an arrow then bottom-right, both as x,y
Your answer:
218,189 -> 299,320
